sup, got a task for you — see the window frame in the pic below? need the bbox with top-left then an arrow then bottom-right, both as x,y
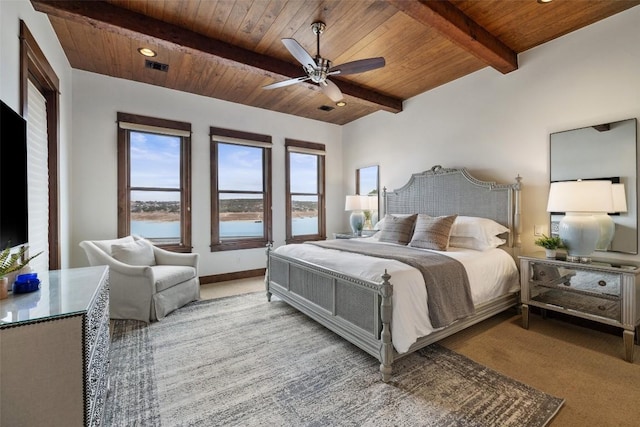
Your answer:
285,138 -> 326,244
117,112 -> 192,252
210,127 -> 272,252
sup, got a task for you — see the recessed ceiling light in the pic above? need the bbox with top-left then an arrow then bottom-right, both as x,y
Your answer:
137,47 -> 157,57
537,0 -> 553,3
336,101 -> 347,107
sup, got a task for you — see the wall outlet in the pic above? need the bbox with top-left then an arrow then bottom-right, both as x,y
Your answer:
533,224 -> 546,236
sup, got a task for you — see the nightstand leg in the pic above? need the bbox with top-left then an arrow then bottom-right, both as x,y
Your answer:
521,304 -> 529,329
623,329 -> 634,362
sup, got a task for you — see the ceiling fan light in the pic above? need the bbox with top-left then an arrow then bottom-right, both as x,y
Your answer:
137,47 -> 157,57
336,101 -> 347,107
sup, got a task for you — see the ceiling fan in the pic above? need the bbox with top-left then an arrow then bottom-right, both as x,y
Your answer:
263,21 -> 385,103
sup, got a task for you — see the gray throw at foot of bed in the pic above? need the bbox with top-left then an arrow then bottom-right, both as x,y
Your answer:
309,239 -> 474,327
104,292 -> 563,426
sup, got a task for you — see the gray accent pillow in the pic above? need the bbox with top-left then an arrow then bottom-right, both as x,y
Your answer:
111,239 -> 156,266
378,214 -> 417,245
409,214 -> 458,251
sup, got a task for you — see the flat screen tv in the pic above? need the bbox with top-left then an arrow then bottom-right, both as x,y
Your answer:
0,100 -> 29,249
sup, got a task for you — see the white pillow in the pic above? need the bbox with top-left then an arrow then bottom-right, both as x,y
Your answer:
449,236 -> 506,251
450,216 -> 509,242
111,239 -> 156,266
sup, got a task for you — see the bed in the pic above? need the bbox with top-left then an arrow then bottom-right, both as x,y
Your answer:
266,165 -> 522,381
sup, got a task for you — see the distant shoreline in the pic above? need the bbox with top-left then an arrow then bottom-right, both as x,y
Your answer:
132,211 -> 318,222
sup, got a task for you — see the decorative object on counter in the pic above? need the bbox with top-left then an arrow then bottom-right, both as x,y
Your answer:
345,195 -> 367,234
0,244 -> 42,299
12,272 -> 41,294
546,180 -> 613,262
534,234 -> 563,258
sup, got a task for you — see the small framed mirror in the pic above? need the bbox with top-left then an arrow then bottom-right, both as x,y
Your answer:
356,165 -> 379,197
356,165 -> 379,227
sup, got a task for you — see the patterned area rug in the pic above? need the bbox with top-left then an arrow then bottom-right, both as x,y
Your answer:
104,292 -> 563,426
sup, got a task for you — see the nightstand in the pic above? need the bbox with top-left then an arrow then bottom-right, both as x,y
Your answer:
519,253 -> 640,362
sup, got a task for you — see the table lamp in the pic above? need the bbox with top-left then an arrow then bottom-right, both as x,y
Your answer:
594,183 -> 627,251
345,195 -> 366,235
547,180 -> 613,262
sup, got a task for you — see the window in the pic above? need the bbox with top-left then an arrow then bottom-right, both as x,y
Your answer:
117,112 -> 192,252
286,139 -> 325,243
210,127 -> 272,251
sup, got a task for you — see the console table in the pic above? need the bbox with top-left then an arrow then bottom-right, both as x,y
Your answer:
520,253 -> 640,362
0,266 -> 110,426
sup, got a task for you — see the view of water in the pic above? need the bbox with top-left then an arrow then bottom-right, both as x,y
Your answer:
131,217 -> 318,239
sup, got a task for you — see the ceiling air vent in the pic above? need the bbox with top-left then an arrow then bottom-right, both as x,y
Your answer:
145,59 -> 169,72
318,105 -> 334,112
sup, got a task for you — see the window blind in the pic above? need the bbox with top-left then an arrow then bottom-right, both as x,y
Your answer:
26,80 -> 49,272
118,121 -> 191,137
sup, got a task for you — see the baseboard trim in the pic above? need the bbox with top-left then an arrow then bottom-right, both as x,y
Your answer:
199,268 -> 265,285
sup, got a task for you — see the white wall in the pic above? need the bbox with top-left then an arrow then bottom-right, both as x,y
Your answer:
0,0 -> 73,267
70,71 -> 342,275
343,6 -> 640,262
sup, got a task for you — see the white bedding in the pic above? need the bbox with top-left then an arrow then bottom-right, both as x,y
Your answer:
274,240 -> 520,354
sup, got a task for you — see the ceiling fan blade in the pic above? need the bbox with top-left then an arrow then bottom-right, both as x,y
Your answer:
320,79 -> 343,102
282,38 -> 316,69
263,76 -> 310,90
329,57 -> 385,75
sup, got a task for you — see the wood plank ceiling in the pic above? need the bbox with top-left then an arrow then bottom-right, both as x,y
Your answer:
32,0 -> 638,125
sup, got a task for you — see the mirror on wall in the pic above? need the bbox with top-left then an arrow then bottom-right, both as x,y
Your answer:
356,165 -> 379,217
356,165 -> 379,195
550,118 -> 638,254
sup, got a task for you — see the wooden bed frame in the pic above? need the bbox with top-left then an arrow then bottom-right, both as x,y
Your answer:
266,165 -> 522,381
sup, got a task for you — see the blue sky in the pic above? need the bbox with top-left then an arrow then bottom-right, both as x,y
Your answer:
130,133 -> 319,202
130,131 -> 180,202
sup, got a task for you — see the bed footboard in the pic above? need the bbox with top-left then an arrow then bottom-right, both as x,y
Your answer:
266,246 -> 394,381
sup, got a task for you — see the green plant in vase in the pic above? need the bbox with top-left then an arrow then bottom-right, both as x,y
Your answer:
534,234 -> 563,258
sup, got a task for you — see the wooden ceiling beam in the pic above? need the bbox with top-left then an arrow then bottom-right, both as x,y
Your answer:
31,0 -> 403,113
387,0 -> 518,74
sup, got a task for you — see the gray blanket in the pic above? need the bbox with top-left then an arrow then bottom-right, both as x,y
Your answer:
308,240 -> 474,328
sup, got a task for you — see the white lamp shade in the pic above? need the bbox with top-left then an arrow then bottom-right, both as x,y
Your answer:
612,183 -> 627,213
367,195 -> 379,211
345,195 -> 367,211
547,180 -> 613,213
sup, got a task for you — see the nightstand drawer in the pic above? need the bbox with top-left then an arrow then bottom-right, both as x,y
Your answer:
531,288 -> 621,321
529,263 -> 621,298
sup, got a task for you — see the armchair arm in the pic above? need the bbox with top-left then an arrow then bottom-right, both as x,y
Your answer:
151,246 -> 199,270
79,241 -> 154,279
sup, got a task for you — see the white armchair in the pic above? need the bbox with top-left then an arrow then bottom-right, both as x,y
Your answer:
80,235 -> 200,322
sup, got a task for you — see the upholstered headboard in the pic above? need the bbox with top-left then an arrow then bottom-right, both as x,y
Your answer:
383,165 -> 522,248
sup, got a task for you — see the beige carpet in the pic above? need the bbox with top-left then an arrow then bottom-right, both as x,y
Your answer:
439,309 -> 640,427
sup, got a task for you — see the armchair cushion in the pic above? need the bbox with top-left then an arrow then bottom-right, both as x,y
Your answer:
111,239 -> 156,266
153,265 -> 197,293
93,236 -> 134,255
